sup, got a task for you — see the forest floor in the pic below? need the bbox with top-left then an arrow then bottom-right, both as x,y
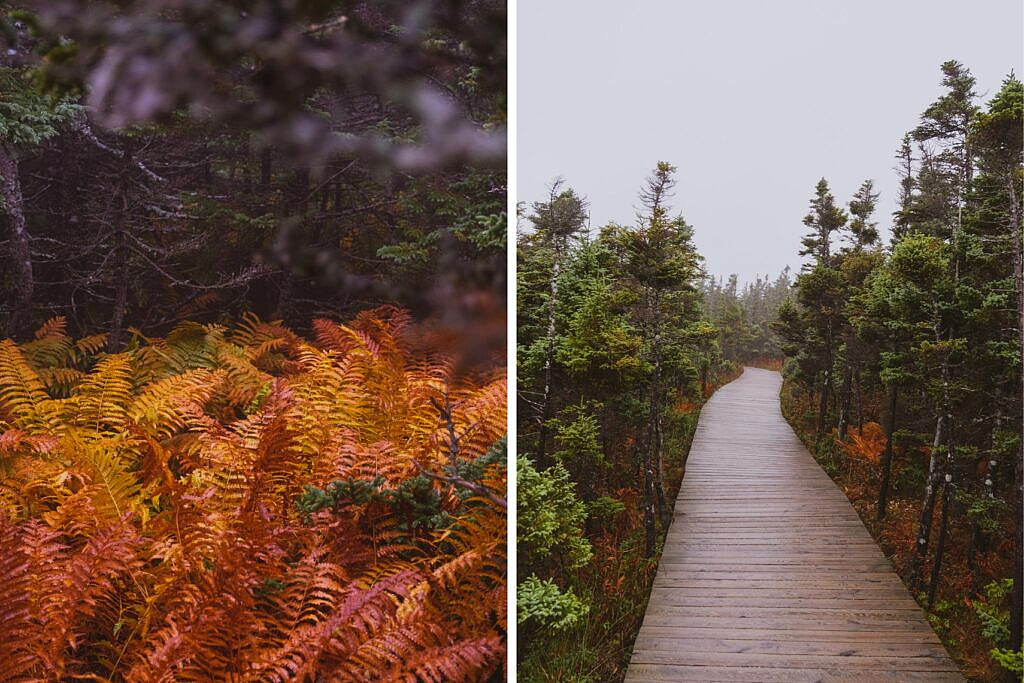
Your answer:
781,382 -> 1016,682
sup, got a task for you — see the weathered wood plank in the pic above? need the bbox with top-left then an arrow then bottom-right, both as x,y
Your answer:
624,368 -> 962,681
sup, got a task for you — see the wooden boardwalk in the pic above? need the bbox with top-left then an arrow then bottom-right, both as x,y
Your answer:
625,368 -> 962,682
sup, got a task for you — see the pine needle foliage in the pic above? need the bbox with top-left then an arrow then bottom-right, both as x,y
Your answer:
0,309 -> 507,681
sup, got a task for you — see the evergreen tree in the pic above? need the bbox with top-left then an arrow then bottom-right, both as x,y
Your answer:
525,182 -> 589,467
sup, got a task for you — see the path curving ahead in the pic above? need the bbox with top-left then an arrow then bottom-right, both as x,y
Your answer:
625,368 -> 962,682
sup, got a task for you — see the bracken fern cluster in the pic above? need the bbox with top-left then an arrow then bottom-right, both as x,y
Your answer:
0,306 -> 507,682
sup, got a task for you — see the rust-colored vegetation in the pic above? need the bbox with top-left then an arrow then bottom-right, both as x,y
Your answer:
843,421 -> 886,463
0,308 -> 506,681
782,384 -> 1016,681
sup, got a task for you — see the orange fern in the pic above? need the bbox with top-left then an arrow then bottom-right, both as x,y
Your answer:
843,421 -> 887,462
0,310 -> 506,682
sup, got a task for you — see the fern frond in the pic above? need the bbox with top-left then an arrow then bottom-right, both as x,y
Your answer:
65,354 -> 135,433
382,636 -> 504,683
129,368 -> 223,440
0,339 -> 52,428
40,518 -> 143,677
0,428 -> 59,457
73,334 -> 110,361
216,350 -> 271,409
37,367 -> 85,396
33,316 -> 68,341
303,569 -> 418,675
152,322 -> 223,377
21,316 -> 73,370
56,438 -> 147,525
0,515 -> 38,680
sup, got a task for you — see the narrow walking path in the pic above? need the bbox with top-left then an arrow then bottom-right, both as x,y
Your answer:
625,368 -> 962,682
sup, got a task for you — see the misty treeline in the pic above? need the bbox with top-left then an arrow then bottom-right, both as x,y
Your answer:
703,269 -> 793,364
0,0 -> 506,363
516,163 -> 747,680
775,61 -> 1022,678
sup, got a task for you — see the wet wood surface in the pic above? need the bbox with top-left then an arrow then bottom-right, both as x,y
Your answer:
624,368 -> 962,682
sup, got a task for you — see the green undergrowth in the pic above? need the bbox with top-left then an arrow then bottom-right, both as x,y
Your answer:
518,370 -> 741,682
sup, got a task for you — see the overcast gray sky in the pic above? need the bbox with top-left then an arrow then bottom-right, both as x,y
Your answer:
518,0 -> 1023,282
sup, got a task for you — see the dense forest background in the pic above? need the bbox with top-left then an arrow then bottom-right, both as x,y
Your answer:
1,0 -> 506,360
775,61 -> 1021,680
0,1 -> 508,680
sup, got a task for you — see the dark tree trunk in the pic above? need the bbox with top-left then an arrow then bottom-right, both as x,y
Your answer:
965,522 -> 980,591
108,227 -> 129,352
274,168 -> 310,327
970,407 -> 1002,590
275,272 -> 294,325
926,479 -> 952,608
838,364 -> 853,440
0,143 -> 33,338
877,380 -> 898,519
816,372 -> 830,442
108,152 -> 132,352
855,368 -> 864,430
816,321 -> 833,442
319,184 -> 329,213
1012,451 -> 1023,655
260,147 -> 272,189
243,136 -> 254,194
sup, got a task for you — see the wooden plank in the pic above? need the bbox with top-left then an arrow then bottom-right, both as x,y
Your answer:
630,637 -> 949,657
624,368 -> 962,681
627,663 -> 964,682
634,626 -> 943,644
629,651 -> 960,672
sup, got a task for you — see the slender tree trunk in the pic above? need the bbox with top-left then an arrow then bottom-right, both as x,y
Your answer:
260,147 -> 272,189
0,143 -> 33,338
109,235 -> 129,352
643,443 -> 656,558
649,289 -> 667,525
912,334 -> 950,583
108,151 -> 133,352
877,379 -> 898,519
536,244 -> 562,468
816,373 -> 829,441
911,412 -> 944,583
969,406 -> 1002,590
965,523 -> 981,592
926,479 -> 952,607
855,368 -> 864,431
838,364 -> 853,440
1008,173 -> 1023,653
816,320 -> 833,442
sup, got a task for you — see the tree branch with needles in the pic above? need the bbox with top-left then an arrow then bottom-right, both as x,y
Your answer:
413,393 -> 507,509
